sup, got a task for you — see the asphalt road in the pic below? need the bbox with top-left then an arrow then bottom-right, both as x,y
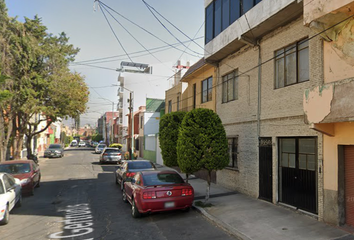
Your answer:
0,147 -> 236,240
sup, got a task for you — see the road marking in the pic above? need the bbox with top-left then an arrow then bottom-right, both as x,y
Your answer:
49,203 -> 94,239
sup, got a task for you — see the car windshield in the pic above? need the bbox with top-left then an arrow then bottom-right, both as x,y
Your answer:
128,161 -> 153,169
0,163 -> 31,174
49,144 -> 62,149
143,173 -> 184,186
104,149 -> 120,153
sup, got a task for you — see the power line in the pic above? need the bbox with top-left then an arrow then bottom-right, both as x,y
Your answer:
99,2 -> 174,73
142,0 -> 203,57
98,2 -> 134,63
98,1 -> 202,58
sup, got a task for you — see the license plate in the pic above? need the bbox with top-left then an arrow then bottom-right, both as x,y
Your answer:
164,202 -> 175,208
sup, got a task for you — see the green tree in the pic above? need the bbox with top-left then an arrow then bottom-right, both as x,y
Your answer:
91,133 -> 103,142
177,108 -> 229,203
159,111 -> 186,167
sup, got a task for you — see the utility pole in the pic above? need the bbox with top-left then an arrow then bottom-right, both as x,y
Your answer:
111,102 -> 114,145
129,91 -> 133,160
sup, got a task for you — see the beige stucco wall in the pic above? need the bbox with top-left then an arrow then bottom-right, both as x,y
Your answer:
164,82 -> 188,113
303,0 -> 354,25
323,122 -> 354,191
182,65 -> 216,112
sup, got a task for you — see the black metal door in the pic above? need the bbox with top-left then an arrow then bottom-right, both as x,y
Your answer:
259,137 -> 273,202
279,138 -> 317,214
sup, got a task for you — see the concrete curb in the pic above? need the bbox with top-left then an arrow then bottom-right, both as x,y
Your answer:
192,204 -> 251,240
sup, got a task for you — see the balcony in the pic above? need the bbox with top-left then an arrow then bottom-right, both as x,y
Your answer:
303,79 -> 354,136
205,0 -> 303,64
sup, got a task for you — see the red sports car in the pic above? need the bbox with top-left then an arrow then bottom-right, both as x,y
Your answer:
123,170 -> 194,218
0,160 -> 41,196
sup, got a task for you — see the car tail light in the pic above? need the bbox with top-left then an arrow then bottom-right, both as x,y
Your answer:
143,191 -> 156,199
126,172 -> 135,178
103,153 -> 108,156
182,188 -> 193,196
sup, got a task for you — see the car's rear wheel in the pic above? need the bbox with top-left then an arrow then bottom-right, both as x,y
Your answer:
29,187 -> 34,196
122,189 -> 128,203
131,200 -> 141,218
0,205 -> 9,225
36,176 -> 41,188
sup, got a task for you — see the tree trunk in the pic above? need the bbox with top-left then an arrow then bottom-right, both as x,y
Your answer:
185,173 -> 189,183
0,110 -> 13,162
13,133 -> 23,160
25,134 -> 33,159
0,114 -> 6,162
205,170 -> 211,203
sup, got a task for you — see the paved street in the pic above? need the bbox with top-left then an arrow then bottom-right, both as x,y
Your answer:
0,147 -> 236,240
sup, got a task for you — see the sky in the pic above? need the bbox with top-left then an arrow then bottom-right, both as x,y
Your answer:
5,0 -> 205,128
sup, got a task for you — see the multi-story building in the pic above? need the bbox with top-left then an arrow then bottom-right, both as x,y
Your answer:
117,62 -> 173,151
204,0 -> 323,220
302,0 -> 354,227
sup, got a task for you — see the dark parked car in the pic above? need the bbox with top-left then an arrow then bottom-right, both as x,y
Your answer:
115,160 -> 156,190
0,160 -> 41,196
122,170 -> 194,218
99,147 -> 122,164
44,144 -> 64,158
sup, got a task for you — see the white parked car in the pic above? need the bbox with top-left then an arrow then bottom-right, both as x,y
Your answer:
95,143 -> 106,154
78,141 -> 86,147
0,173 -> 22,225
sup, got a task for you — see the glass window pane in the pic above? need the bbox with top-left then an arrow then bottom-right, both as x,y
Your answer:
228,78 -> 234,101
289,154 -> 296,168
298,39 -> 308,50
275,59 -> 284,88
307,155 -> 316,171
202,80 -> 207,103
281,139 -> 295,153
299,138 -> 315,154
299,154 -> 307,170
222,0 -> 230,31
298,48 -> 309,82
281,153 -> 288,167
222,79 -> 227,103
234,75 -> 238,100
214,0 -> 222,36
230,0 -> 240,23
242,0 -> 253,14
205,3 -> 214,43
276,49 -> 284,59
285,52 -> 296,85
285,44 -> 296,54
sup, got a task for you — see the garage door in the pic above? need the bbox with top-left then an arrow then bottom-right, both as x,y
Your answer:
344,146 -> 354,227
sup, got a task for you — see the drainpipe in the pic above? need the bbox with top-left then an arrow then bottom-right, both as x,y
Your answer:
257,43 -> 261,138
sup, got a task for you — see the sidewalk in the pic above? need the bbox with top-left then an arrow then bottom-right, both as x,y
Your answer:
156,164 -> 354,240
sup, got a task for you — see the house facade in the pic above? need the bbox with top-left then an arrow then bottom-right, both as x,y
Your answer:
302,0 -> 354,227
204,0 -> 325,220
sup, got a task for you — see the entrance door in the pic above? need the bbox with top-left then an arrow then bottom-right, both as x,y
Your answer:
279,138 -> 317,214
259,137 -> 273,202
344,146 -> 354,227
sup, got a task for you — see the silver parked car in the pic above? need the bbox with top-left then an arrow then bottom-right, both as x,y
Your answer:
95,143 -> 106,154
99,147 -> 122,164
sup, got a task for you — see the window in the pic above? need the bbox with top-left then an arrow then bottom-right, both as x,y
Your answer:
205,0 -> 262,44
228,137 -> 238,168
202,77 -> 213,103
168,100 -> 172,113
275,39 -> 309,89
222,70 -> 238,103
279,137 -> 316,171
177,96 -> 180,111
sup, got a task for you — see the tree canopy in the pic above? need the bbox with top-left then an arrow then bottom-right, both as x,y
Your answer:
177,108 -> 229,202
0,1 -> 89,161
159,111 -> 186,167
